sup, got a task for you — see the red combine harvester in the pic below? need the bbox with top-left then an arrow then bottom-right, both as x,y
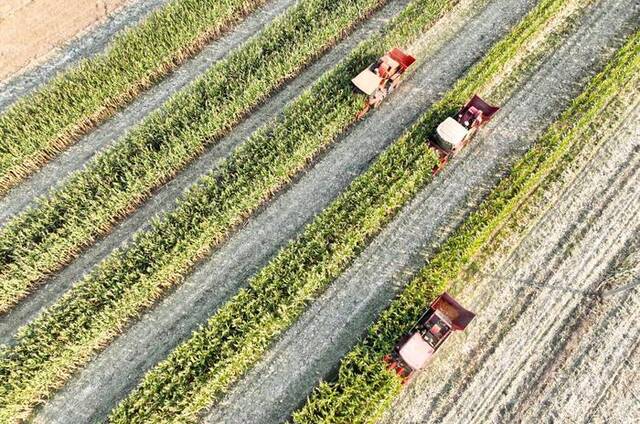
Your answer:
384,292 -> 475,383
430,95 -> 500,174
351,48 -> 416,119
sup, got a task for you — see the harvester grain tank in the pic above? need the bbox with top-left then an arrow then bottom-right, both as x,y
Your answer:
351,48 -> 416,119
430,95 -> 500,173
384,292 -> 475,382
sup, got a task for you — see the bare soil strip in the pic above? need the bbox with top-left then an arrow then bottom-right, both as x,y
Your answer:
0,0 -> 412,345
587,250 -> 640,423
380,80 -> 640,423
0,0 -> 170,112
0,0 -> 297,227
26,0 -> 527,420
208,2 -> 640,422
203,1 -> 638,423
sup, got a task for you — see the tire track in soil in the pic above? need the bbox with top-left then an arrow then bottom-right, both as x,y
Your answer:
380,76 -> 640,423
517,246 -> 640,423
0,0 -> 412,344
204,1 -> 638,423
0,0 -> 297,226
589,326 -> 640,423
507,111 -> 640,422
23,0 -> 474,421
0,0 -> 168,112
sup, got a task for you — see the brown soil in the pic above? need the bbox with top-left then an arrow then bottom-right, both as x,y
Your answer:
0,0 -> 131,82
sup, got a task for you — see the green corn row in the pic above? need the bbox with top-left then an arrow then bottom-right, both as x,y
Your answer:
0,0 -> 457,421
109,0 -> 584,421
293,28 -> 640,424
0,0 -> 392,313
0,0 -> 270,194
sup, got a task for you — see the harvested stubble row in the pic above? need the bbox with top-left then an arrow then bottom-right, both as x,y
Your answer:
0,0 -> 392,313
0,0 -> 271,194
0,0 -> 457,421
109,0 -> 582,421
293,27 -> 640,424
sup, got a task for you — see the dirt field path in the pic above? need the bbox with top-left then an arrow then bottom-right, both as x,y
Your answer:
0,0 -> 297,227
0,0 -> 414,346
380,81 -> 640,423
0,0 -> 171,111
25,0 -> 541,421
204,1 -> 639,423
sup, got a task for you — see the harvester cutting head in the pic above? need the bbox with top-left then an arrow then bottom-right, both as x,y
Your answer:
435,94 -> 500,152
352,48 -> 416,119
384,292 -> 475,382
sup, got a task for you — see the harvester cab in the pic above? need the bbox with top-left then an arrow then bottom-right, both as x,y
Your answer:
384,292 -> 475,382
430,95 -> 500,174
352,48 -> 416,119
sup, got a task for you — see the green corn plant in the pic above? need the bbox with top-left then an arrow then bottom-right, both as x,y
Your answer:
0,0 -> 271,194
0,0 -> 393,313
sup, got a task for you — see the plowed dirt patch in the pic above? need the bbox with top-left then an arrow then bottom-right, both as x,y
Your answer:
0,0 -> 131,81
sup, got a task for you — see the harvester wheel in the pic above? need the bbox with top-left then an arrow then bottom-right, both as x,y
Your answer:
356,104 -> 370,120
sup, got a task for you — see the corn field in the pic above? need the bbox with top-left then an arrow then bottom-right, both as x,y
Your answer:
0,0 -> 636,422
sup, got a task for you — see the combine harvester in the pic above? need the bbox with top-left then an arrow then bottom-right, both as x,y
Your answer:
352,50 -> 499,173
431,94 -> 500,173
352,48 -> 416,119
384,292 -> 475,382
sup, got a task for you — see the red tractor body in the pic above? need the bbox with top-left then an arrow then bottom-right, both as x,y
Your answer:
384,292 -> 475,382
388,47 -> 416,70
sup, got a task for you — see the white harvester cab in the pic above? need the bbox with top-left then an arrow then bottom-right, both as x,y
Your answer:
436,117 -> 470,151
